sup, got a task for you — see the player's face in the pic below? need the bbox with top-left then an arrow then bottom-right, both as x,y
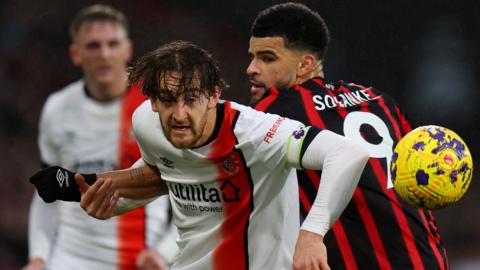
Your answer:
70,21 -> 132,87
247,37 -> 303,101
151,72 -> 220,149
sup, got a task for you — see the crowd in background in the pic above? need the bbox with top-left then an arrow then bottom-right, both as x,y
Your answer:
0,0 -> 478,269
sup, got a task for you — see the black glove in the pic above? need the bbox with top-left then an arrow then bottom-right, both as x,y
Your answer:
29,166 -> 97,203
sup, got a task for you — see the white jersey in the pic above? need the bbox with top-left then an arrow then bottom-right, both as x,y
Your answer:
29,80 -> 178,270
133,100 -> 308,270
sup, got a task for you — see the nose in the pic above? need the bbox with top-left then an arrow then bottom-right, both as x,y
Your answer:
172,100 -> 188,122
246,59 -> 259,76
99,44 -> 111,59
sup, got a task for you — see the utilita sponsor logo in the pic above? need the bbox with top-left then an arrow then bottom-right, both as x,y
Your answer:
264,117 -> 285,143
167,180 -> 240,203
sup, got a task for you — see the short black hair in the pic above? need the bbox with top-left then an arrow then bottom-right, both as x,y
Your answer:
128,40 -> 227,101
251,2 -> 330,60
70,4 -> 129,40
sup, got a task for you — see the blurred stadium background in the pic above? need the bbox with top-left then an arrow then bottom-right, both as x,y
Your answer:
0,0 -> 478,269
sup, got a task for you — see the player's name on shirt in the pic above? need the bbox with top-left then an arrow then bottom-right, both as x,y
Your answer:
312,87 -> 380,111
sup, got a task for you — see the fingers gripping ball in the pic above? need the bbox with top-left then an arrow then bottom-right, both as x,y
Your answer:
391,125 -> 473,209
29,166 -> 97,203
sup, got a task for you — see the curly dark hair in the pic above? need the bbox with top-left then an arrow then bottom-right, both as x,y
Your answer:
251,2 -> 330,61
129,40 -> 227,101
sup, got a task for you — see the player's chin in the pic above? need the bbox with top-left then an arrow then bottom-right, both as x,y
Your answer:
167,134 -> 194,149
170,139 -> 194,149
251,90 -> 265,103
94,71 -> 116,84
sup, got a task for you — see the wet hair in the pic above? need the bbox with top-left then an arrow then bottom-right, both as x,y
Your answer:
70,4 -> 129,40
128,40 -> 227,101
251,2 -> 330,60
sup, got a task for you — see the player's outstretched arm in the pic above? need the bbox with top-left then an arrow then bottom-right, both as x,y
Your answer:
287,127 -> 369,269
76,172 -> 168,220
30,159 -> 166,203
97,160 -> 167,199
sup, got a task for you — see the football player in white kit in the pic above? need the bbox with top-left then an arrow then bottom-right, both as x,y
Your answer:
31,41 -> 369,270
24,5 -> 177,270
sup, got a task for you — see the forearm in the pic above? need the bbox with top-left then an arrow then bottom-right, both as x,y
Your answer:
97,161 -> 167,199
299,130 -> 369,236
113,196 -> 161,216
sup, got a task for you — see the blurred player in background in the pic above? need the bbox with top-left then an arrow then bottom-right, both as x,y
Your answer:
23,4 -> 177,270
247,3 -> 448,269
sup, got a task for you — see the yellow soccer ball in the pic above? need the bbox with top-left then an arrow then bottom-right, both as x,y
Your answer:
391,125 -> 473,209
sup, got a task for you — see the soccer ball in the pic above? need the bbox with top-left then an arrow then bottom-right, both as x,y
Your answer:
391,125 -> 473,209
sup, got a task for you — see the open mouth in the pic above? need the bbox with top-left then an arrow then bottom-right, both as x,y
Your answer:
249,80 -> 266,95
171,125 -> 191,135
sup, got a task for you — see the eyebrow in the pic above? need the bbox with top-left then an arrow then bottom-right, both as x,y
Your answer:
254,50 -> 277,56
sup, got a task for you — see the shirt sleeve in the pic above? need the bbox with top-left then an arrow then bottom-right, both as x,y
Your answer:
28,193 -> 60,261
38,96 -> 60,165
131,102 -> 158,166
236,106 -> 306,169
29,96 -> 62,261
286,127 -> 370,235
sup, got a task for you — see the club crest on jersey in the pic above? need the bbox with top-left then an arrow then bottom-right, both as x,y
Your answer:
224,158 -> 234,172
221,153 -> 241,175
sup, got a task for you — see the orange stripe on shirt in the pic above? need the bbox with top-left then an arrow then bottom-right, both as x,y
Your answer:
117,84 -> 148,270
209,102 -> 253,270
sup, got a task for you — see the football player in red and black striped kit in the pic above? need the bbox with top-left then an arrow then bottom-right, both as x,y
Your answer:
248,3 -> 448,270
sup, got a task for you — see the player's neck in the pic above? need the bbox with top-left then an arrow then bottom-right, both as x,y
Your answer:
84,75 -> 129,102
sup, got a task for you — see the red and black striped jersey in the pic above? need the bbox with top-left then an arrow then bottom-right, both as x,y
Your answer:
254,77 -> 448,270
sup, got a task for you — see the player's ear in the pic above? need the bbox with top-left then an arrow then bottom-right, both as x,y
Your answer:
70,44 -> 81,66
297,54 -> 317,77
150,98 -> 159,112
208,86 -> 222,109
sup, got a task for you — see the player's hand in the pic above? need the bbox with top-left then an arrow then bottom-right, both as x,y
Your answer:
293,230 -> 330,270
76,174 -> 118,220
136,250 -> 169,270
21,258 -> 45,270
29,166 -> 96,203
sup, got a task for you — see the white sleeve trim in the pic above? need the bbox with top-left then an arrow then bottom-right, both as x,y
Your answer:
298,130 -> 369,236
285,126 -> 311,169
